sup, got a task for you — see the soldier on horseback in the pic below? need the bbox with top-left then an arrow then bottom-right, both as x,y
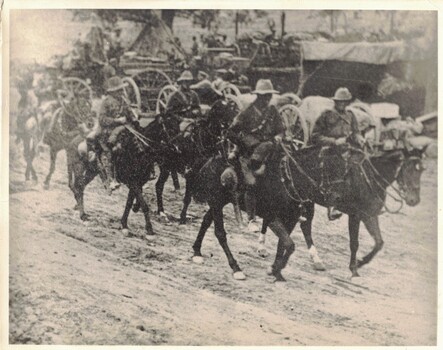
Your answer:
310,87 -> 364,220
226,79 -> 285,232
97,76 -> 132,193
167,70 -> 201,117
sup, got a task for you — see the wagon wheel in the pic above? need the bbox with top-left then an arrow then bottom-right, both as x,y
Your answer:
279,104 -> 308,149
220,83 -> 241,97
57,78 -> 93,122
131,69 -> 173,112
122,77 -> 141,110
61,77 -> 93,102
156,84 -> 178,114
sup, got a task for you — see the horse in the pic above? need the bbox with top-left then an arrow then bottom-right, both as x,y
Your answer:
68,113 -> 174,239
42,98 -> 101,189
272,144 -> 426,277
188,142 -> 426,281
154,98 -> 239,223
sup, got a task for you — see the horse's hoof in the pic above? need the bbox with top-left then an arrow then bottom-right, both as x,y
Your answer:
80,214 -> 90,221
145,231 -> 156,241
158,211 -> 169,222
273,273 -> 286,282
233,271 -> 246,280
266,266 -> 274,276
192,255 -> 204,264
257,248 -> 269,258
122,228 -> 130,237
351,270 -> 360,278
313,262 -> 326,271
43,183 -> 50,190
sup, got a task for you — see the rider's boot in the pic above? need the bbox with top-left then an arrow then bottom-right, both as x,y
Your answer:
102,151 -> 120,194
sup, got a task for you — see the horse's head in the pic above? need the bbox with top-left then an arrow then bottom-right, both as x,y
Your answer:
396,148 -> 426,206
207,99 -> 240,129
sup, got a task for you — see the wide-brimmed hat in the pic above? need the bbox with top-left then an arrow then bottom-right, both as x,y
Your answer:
177,70 -> 194,83
106,76 -> 127,92
252,79 -> 279,95
332,87 -> 352,101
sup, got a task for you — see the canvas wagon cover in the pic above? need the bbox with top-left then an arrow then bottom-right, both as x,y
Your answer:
301,39 -> 430,65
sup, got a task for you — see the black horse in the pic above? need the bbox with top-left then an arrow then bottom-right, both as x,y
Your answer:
272,145 -> 426,277
67,114 -> 173,239
154,99 -> 239,223
188,143 -> 426,281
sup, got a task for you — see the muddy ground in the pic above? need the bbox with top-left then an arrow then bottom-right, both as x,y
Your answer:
8,143 -> 438,346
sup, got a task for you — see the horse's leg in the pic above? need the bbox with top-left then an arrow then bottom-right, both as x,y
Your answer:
29,136 -> 38,182
23,138 -> 31,181
171,170 -> 180,191
44,147 -> 58,189
300,202 -> 325,271
132,184 -> 155,238
121,188 -> 136,236
257,217 -> 269,258
179,177 -> 193,224
268,218 -> 295,281
358,215 -> 384,268
155,166 -> 170,217
212,206 -> 245,279
72,162 -> 88,220
73,163 -> 97,220
348,214 -> 361,277
192,209 -> 213,263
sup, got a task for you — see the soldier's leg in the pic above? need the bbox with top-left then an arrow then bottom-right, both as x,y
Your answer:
250,141 -> 274,172
99,138 -> 120,192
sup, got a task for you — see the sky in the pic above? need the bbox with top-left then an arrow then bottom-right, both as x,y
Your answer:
9,9 -> 436,65
10,10 -> 93,65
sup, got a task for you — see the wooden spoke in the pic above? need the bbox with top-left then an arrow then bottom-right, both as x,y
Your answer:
278,104 -> 308,148
156,84 -> 178,114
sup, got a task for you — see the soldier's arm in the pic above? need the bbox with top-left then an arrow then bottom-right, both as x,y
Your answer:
270,106 -> 285,137
99,100 -> 121,127
166,93 -> 183,112
311,112 -> 336,146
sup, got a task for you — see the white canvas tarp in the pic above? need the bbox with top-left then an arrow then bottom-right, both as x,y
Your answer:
301,39 -> 429,65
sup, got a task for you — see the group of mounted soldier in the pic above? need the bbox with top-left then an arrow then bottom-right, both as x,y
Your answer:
13,30 -> 430,281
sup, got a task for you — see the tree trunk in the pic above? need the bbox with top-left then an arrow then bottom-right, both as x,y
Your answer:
161,10 -> 176,31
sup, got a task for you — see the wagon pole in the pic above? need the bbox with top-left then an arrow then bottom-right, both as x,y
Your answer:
280,11 -> 286,41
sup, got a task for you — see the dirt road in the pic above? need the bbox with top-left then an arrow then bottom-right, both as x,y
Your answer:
8,144 -> 437,345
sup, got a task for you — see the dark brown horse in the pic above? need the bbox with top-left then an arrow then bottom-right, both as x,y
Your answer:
188,144 -> 426,281
154,99 -> 239,223
67,115 -> 173,239
267,145 -> 426,277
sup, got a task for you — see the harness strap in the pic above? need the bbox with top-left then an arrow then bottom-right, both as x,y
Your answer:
280,143 -> 319,188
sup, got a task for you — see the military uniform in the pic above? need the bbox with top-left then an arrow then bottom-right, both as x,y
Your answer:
311,109 -> 360,146
166,89 -> 200,117
229,102 -> 284,160
97,76 -> 130,192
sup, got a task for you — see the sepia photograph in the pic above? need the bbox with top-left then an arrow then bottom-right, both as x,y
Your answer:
3,1 -> 439,346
